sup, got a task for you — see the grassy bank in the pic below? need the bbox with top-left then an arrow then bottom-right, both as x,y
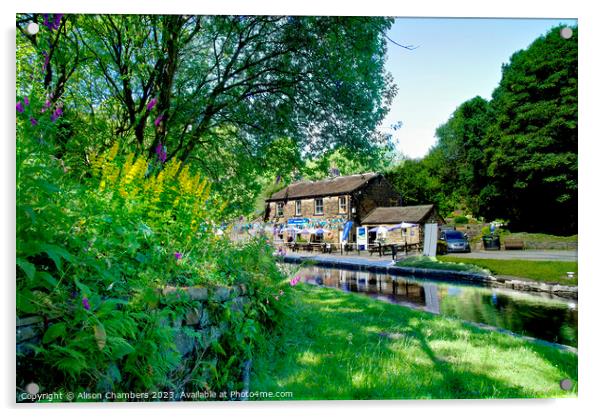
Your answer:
438,256 -> 578,285
505,233 -> 578,243
251,284 -> 577,400
396,256 -> 488,274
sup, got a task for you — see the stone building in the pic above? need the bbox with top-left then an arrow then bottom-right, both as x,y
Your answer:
361,204 -> 445,246
264,173 -> 402,242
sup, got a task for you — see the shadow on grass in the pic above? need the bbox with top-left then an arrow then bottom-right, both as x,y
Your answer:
251,285 -> 577,400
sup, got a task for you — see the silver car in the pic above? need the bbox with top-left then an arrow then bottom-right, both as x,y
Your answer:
441,230 -> 471,253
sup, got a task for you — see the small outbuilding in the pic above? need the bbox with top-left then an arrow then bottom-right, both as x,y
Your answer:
361,204 -> 445,246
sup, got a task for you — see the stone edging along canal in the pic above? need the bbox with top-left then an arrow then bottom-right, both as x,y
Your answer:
281,254 -> 578,299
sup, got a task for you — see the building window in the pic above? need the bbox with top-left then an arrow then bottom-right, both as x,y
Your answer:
277,202 -> 284,216
295,200 -> 302,216
314,198 -> 324,215
339,196 -> 347,213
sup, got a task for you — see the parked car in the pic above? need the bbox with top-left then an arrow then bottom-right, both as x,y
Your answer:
439,230 -> 471,253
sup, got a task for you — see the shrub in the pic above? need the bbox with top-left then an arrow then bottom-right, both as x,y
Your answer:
16,107 -> 287,397
453,216 -> 469,225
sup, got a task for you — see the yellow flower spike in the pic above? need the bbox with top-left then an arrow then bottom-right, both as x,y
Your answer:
197,178 -> 208,198
89,152 -> 104,178
121,153 -> 134,181
107,142 -> 119,162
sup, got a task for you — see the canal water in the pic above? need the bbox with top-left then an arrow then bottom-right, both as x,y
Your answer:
296,266 -> 578,347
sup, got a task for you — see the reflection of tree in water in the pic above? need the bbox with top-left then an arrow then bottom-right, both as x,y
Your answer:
439,290 -> 577,346
298,266 -> 577,346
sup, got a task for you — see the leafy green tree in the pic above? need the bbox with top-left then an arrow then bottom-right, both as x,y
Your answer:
17,14 -> 397,217
388,26 -> 577,234
480,25 -> 577,234
434,96 -> 493,212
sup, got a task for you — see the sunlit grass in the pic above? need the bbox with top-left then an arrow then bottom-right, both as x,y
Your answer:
396,255 -> 488,274
251,284 -> 577,400
438,256 -> 578,284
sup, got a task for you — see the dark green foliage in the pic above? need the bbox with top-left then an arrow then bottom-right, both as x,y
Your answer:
481,26 -> 577,234
386,26 -> 577,234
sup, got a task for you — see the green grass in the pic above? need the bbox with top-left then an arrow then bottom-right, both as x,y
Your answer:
251,284 -> 577,400
506,233 -> 578,243
395,256 -> 488,274
438,256 -> 578,285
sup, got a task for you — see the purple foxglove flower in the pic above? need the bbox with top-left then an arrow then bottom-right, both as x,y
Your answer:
51,107 -> 63,122
154,114 -> 164,127
174,252 -> 182,260
82,297 -> 91,310
155,143 -> 167,162
147,98 -> 157,111
30,117 -> 38,126
16,101 -> 24,113
43,14 -> 51,29
52,14 -> 63,30
24,96 -> 29,106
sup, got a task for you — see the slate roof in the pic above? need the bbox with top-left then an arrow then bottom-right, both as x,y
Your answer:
266,173 -> 380,201
361,204 -> 437,224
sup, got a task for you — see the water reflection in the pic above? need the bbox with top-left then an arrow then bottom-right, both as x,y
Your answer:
297,266 -> 578,347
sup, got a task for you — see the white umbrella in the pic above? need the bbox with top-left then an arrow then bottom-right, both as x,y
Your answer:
388,222 -> 417,231
368,226 -> 389,234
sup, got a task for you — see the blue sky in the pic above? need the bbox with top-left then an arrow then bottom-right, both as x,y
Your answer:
381,17 -> 578,159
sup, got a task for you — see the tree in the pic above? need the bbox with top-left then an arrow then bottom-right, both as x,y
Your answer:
481,25 -> 577,234
434,96 -> 493,213
17,14 -> 397,217
387,26 -> 577,234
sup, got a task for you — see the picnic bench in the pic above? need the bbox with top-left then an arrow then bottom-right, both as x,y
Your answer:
504,238 -> 525,250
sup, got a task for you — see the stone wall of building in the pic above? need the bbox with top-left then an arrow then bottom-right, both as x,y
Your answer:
266,194 -> 351,224
353,177 -> 403,222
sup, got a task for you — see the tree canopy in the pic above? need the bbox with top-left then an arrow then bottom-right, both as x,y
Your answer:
386,25 -> 577,235
17,14 -> 397,216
